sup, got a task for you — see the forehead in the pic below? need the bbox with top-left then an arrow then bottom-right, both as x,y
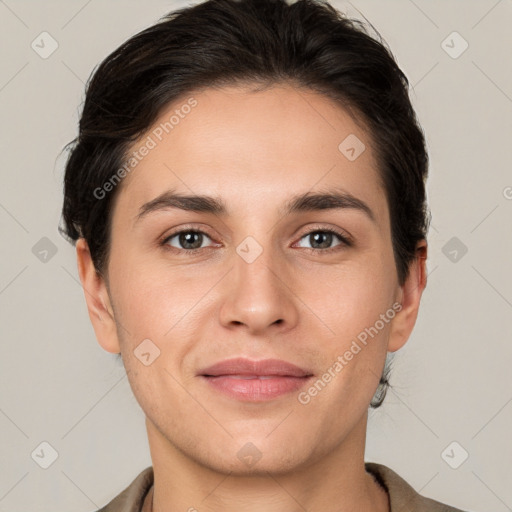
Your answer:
112,83 -> 387,224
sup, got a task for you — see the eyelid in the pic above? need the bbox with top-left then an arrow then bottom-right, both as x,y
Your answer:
160,223 -> 353,253
295,223 -> 353,245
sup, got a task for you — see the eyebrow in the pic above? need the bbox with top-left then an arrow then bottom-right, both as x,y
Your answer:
134,187 -> 376,225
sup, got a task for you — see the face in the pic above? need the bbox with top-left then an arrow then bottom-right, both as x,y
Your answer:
78,83 -> 425,475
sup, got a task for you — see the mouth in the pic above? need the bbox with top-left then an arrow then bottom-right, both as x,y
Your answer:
200,375 -> 314,401
198,357 -> 314,402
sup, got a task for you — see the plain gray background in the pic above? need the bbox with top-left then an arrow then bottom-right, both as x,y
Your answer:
1,0 -> 511,510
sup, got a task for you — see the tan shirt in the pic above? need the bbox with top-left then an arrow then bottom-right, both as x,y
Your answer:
96,462 -> 468,512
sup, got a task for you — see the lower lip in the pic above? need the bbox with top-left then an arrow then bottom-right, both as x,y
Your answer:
200,375 -> 313,401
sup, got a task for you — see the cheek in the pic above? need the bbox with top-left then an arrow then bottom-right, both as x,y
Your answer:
300,273 -> 393,421
301,250 -> 396,400
109,255 -> 202,343
309,251 -> 397,337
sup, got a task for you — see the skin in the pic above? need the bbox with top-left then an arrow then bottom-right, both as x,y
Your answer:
76,83 -> 427,512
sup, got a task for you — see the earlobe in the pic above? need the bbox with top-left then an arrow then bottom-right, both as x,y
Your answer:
387,241 -> 428,353
76,238 -> 121,354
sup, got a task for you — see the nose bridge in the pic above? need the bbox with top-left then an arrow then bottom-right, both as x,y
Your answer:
237,240 -> 279,290
219,233 -> 297,333
232,213 -> 281,283
234,234 -> 284,304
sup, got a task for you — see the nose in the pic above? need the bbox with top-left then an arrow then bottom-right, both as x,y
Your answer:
218,244 -> 299,336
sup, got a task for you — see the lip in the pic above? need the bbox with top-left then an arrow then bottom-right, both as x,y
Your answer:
198,358 -> 314,402
199,357 -> 312,378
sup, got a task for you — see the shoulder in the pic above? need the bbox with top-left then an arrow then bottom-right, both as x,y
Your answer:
365,462 -> 471,512
94,466 -> 154,512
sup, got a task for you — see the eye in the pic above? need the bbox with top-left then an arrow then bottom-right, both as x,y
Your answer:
162,230 -> 215,251
160,226 -> 352,255
294,228 -> 352,253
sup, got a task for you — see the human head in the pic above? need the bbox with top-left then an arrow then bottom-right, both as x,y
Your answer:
60,0 -> 429,413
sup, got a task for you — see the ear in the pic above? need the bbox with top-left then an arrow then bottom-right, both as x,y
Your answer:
387,240 -> 428,352
76,238 -> 121,354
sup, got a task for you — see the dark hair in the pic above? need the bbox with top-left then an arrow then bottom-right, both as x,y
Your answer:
59,0 -> 430,408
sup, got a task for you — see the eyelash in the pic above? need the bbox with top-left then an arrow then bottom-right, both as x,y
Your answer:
159,226 -> 353,256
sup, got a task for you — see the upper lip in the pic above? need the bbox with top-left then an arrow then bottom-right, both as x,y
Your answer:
199,358 -> 313,377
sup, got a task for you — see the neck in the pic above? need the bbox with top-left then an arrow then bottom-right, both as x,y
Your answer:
145,413 -> 389,512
